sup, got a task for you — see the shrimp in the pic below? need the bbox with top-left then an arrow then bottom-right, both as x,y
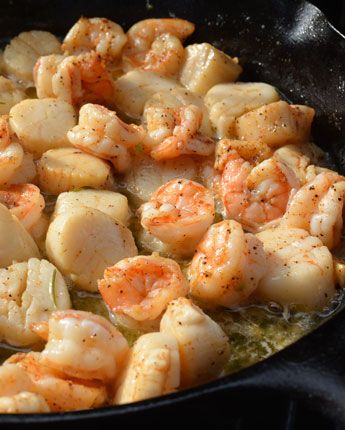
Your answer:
188,220 -> 267,307
273,144 -> 312,185
160,298 -> 230,387
0,363 -> 50,413
67,103 -> 145,172
215,138 -> 272,172
114,332 -> 180,404
220,150 -> 300,232
0,364 -> 34,397
143,87 -> 213,150
6,352 -> 107,412
0,392 -> 50,414
273,143 -> 328,185
34,51 -> 115,107
256,227 -> 335,308
33,54 -> 65,99
144,105 -> 175,149
280,171 -> 345,249
150,105 -> 215,160
140,33 -> 185,76
139,178 -> 215,257
0,184 -> 45,231
98,253 -> 189,330
62,17 -> 127,60
122,18 -> 194,73
31,310 -> 129,383
0,115 -> 24,186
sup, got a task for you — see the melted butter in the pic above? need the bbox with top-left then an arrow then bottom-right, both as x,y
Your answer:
215,288 -> 344,374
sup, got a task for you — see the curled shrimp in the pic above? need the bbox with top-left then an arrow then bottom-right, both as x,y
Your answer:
31,310 -> 129,383
6,352 -> 107,412
67,103 -> 145,172
142,87 -> 213,151
34,51 -> 115,107
140,33 -> 185,76
62,17 -> 127,60
150,105 -> 215,160
0,184 -> 45,231
273,143 -> 328,185
98,253 -> 189,330
115,332 -> 180,404
0,115 -> 24,186
0,363 -> 34,397
139,178 -> 215,257
0,392 -> 50,414
33,54 -> 65,99
281,171 -> 345,249
219,150 -> 300,232
144,105 -> 175,149
122,18 -> 194,74
188,220 -> 267,307
0,364 -> 50,413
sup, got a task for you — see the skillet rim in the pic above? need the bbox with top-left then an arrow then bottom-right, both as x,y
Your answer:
1,0 -> 345,423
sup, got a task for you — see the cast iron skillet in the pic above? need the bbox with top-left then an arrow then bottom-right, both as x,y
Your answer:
1,0 -> 345,427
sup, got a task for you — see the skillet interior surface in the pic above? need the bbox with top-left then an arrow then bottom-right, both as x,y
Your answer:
0,0 -> 345,427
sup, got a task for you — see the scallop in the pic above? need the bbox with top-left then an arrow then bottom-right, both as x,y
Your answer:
180,43 -> 242,95
0,203 -> 40,268
0,76 -> 26,114
160,297 -> 230,387
0,258 -> 71,346
3,31 -> 61,82
114,70 -> 180,119
204,82 -> 280,138
54,189 -> 130,225
46,207 -> 138,292
10,98 -> 77,158
37,148 -> 112,195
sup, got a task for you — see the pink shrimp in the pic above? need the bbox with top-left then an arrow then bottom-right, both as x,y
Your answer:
0,184 -> 45,231
150,105 -> 214,161
122,18 -> 194,74
98,253 -> 188,329
34,51 -> 115,107
139,178 -> 215,256
220,150 -> 300,232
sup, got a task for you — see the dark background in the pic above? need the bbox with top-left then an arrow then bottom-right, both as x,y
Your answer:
312,0 -> 345,31
291,3 -> 345,426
